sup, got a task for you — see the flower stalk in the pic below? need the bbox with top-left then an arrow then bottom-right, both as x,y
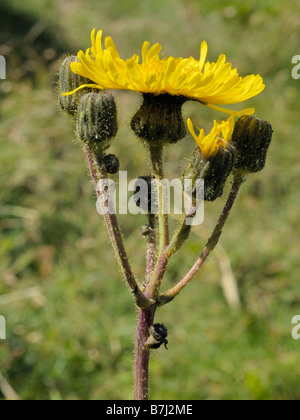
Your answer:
158,172 -> 245,305
145,220 -> 157,287
149,146 -> 169,255
85,146 -> 154,309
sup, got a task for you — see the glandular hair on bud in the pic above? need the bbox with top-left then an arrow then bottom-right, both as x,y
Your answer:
232,115 -> 273,173
100,154 -> 120,174
131,93 -> 186,145
203,144 -> 235,201
58,56 -> 92,115
76,92 -> 118,152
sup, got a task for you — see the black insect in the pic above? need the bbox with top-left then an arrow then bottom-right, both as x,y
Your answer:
145,323 -> 168,350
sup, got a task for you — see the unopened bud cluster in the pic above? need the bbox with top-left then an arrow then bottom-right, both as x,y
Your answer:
199,115 -> 272,201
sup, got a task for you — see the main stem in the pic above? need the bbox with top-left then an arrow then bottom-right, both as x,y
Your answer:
134,305 -> 156,400
134,224 -> 157,400
134,145 -> 168,400
85,147 -> 158,399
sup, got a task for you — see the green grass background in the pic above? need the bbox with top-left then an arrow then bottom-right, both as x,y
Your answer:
0,0 -> 300,400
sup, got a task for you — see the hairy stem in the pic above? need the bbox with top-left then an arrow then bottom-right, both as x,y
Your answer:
150,145 -> 169,254
134,306 -> 156,400
164,203 -> 196,259
145,225 -> 156,287
85,147 -> 154,308
145,146 -> 170,298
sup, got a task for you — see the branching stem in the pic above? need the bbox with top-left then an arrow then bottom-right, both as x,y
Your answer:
158,173 -> 245,305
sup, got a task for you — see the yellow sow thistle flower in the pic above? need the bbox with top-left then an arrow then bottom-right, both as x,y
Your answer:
63,29 -> 265,147
187,115 -> 235,160
64,29 -> 264,111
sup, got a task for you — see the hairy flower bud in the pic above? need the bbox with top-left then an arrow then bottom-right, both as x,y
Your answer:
232,115 -> 273,173
76,92 -> 118,152
100,154 -> 120,174
203,144 -> 235,201
58,56 -> 92,115
131,93 -> 186,145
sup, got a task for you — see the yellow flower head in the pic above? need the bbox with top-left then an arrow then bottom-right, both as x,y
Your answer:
64,29 -> 265,111
187,115 -> 236,160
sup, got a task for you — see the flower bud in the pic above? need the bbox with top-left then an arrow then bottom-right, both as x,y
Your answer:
58,56 -> 92,115
131,93 -> 186,145
100,154 -> 120,174
76,92 -> 118,152
232,115 -> 273,173
203,144 -> 235,201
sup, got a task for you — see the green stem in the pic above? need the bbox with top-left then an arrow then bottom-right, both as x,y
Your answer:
150,145 -> 169,253
146,145 -> 169,298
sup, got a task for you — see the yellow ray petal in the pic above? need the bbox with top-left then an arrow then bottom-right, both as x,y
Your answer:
61,83 -> 103,96
66,28 -> 265,112
199,41 -> 208,72
187,116 -> 235,160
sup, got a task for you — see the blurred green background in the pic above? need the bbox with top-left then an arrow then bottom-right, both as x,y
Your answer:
0,0 -> 300,400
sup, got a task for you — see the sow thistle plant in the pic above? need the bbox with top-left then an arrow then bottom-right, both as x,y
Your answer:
58,29 -> 272,400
